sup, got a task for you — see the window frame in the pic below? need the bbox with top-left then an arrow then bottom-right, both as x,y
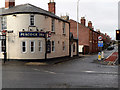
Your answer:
21,41 -> 27,53
63,22 -> 66,34
51,18 -> 55,32
52,41 -> 55,52
1,16 -> 7,30
30,15 -> 35,26
62,42 -> 65,51
1,40 -> 5,52
38,40 -> 42,52
30,41 -> 35,53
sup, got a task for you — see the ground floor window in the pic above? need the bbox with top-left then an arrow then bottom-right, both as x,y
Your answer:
22,41 -> 27,53
1,40 -> 5,52
62,42 -> 65,51
52,41 -> 55,52
30,41 -> 35,53
38,41 -> 42,52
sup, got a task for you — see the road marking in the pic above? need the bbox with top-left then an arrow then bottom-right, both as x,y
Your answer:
44,71 -> 57,74
83,71 -> 95,73
82,71 -> 118,74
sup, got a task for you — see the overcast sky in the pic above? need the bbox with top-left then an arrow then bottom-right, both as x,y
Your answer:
1,0 -> 119,40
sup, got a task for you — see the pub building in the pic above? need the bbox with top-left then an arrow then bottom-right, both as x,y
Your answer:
0,0 -> 70,60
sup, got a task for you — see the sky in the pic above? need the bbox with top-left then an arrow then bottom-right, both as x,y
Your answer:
1,0 -> 119,40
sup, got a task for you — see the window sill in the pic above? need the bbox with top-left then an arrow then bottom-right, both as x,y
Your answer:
63,33 -> 66,35
29,25 -> 36,27
51,31 -> 55,34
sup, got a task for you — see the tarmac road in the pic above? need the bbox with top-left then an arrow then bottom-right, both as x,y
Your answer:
1,47 -> 118,89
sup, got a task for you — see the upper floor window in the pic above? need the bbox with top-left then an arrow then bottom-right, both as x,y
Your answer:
51,19 -> 55,32
30,15 -> 34,26
63,22 -> 65,34
1,17 -> 7,30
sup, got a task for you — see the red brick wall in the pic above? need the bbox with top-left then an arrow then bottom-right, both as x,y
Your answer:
69,19 -> 90,53
69,19 -> 90,46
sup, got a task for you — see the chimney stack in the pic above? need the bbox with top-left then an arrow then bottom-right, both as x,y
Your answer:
88,21 -> 92,29
48,0 -> 56,14
5,0 -> 15,8
81,17 -> 86,26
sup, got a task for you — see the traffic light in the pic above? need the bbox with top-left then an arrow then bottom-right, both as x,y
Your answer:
116,30 -> 120,40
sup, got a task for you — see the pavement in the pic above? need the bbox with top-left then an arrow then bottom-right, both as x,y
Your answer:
1,47 -> 119,88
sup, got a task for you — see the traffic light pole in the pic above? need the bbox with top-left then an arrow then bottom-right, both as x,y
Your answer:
118,41 -> 120,64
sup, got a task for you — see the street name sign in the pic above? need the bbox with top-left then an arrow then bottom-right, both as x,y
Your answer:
98,41 -> 103,47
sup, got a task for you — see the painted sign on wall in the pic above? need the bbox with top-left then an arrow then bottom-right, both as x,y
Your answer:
19,32 -> 45,38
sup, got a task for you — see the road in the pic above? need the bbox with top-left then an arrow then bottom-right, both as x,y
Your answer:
2,47 -> 118,89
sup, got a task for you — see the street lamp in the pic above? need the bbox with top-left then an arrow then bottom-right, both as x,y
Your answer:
77,0 -> 80,56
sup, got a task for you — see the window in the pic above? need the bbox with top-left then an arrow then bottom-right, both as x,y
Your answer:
30,41 -> 35,53
38,41 -> 42,52
1,17 -> 7,30
73,44 -> 75,52
30,15 -> 34,26
1,40 -> 5,52
62,42 -> 65,51
63,22 -> 65,34
51,19 -> 55,32
22,41 -> 27,53
52,41 -> 55,52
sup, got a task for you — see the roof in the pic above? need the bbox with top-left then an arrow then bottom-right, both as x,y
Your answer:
69,19 -> 99,34
0,3 -> 69,23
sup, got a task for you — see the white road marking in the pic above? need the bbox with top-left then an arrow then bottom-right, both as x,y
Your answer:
82,70 -> 118,74
44,71 -> 57,74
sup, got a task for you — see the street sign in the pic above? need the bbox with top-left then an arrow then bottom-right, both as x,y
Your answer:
2,30 -> 6,35
98,41 -> 103,47
98,36 -> 103,41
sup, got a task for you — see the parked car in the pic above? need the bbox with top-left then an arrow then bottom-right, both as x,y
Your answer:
107,46 -> 114,50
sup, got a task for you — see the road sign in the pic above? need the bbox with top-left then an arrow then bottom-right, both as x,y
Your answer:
2,30 -> 6,35
98,36 -> 103,41
98,41 -> 103,47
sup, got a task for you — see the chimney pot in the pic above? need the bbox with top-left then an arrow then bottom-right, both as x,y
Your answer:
48,0 -> 56,14
88,21 -> 92,29
81,17 -> 86,26
5,0 -> 15,8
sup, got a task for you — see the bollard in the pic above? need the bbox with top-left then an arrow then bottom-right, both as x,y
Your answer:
98,52 -> 101,61
101,51 -> 104,60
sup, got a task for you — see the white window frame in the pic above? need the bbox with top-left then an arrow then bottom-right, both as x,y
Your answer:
38,40 -> 42,52
21,41 -> 27,53
30,15 -> 35,26
30,41 -> 35,53
52,41 -> 55,52
51,18 -> 55,32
